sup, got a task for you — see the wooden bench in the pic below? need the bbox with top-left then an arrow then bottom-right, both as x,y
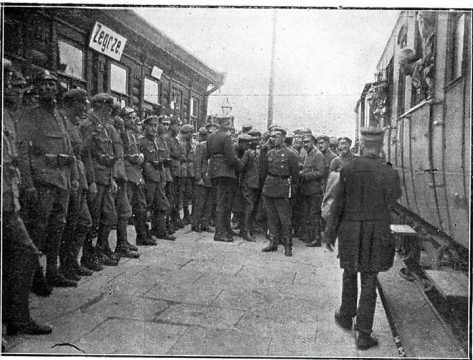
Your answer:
425,270 -> 468,301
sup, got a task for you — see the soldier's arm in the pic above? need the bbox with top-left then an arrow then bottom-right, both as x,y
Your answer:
329,157 -> 341,172
16,112 -> 35,190
302,152 -> 326,181
325,169 -> 347,244
80,124 -> 96,186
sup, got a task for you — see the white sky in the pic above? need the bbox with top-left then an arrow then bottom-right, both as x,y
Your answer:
135,8 -> 399,137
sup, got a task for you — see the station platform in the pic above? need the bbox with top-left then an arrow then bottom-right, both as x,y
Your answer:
4,227 -> 399,357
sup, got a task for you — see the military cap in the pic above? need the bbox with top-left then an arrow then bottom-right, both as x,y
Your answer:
198,127 -> 208,136
248,130 -> 261,138
180,124 -> 194,134
241,124 -> 253,132
169,115 -> 181,126
238,133 -> 255,142
360,127 -> 384,143
63,88 -> 88,104
35,69 -> 57,83
329,136 -> 338,145
302,134 -> 316,142
159,115 -> 171,124
338,136 -> 352,145
91,93 -> 114,106
205,122 -> 217,130
143,115 -> 160,125
270,126 -> 287,136
316,135 -> 330,143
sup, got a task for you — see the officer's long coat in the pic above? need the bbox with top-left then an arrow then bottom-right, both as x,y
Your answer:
326,154 -> 401,272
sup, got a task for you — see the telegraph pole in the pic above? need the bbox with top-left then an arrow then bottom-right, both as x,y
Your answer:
267,9 -> 277,129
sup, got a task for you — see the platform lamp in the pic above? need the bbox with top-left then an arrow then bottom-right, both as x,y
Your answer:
221,97 -> 232,116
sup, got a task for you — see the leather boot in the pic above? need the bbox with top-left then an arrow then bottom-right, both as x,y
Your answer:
182,206 -> 191,225
116,220 -> 139,258
31,265 -> 52,297
262,238 -> 278,252
96,226 -> 120,266
356,331 -> 379,350
284,238 -> 293,256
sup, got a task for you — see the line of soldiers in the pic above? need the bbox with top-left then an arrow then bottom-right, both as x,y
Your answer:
2,60 -> 370,341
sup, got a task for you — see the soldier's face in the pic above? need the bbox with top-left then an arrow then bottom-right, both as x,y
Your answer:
303,139 -> 314,151
124,112 -> 138,130
270,132 -> 284,146
38,79 -> 58,100
338,139 -> 350,155
317,139 -> 328,152
145,122 -> 158,136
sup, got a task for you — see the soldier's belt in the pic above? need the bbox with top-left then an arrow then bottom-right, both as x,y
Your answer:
268,172 -> 290,179
44,153 -> 75,168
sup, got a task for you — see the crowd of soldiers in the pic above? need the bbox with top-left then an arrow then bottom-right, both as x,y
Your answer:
3,60 -> 400,351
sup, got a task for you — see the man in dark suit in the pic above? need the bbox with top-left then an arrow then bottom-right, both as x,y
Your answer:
324,127 -> 401,350
206,117 -> 241,242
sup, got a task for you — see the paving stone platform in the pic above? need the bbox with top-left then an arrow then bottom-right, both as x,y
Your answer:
4,226 -> 399,357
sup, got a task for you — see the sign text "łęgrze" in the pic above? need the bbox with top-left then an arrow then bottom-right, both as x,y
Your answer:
89,22 -> 127,61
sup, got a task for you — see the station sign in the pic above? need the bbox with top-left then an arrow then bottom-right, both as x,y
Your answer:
151,66 -> 163,80
89,22 -> 127,61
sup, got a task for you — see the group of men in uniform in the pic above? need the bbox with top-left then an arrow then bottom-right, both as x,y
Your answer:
3,60 -> 401,351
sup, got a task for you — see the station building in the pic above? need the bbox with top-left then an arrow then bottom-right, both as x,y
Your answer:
4,6 -> 225,129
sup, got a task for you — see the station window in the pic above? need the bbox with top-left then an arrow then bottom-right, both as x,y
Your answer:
452,14 -> 465,80
171,88 -> 183,115
58,40 -> 84,80
110,63 -> 128,95
191,96 -> 200,118
144,77 -> 159,105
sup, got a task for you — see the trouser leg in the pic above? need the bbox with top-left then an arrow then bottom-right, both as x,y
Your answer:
356,272 -> 378,335
340,269 -> 358,319
274,198 -> 292,253
115,181 -> 132,250
214,179 -> 226,238
263,196 -> 279,247
192,185 -> 206,228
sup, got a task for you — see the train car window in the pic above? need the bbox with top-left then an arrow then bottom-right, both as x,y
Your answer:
144,77 -> 160,105
58,40 -> 84,80
110,62 -> 128,95
452,14 -> 465,80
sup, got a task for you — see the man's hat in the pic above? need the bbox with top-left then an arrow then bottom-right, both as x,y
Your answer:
302,134 -> 316,142
316,135 -> 330,143
63,88 -> 88,104
360,127 -> 384,143
198,127 -> 208,137
241,124 -> 252,132
238,133 -> 255,142
180,124 -> 194,134
91,93 -> 114,106
159,115 -> 170,125
248,130 -> 261,138
143,115 -> 160,125
215,116 -> 232,129
35,69 -> 57,83
205,122 -> 217,130
270,126 -> 287,136
329,136 -> 338,146
294,128 -> 312,136
338,136 -> 352,145
120,106 -> 136,118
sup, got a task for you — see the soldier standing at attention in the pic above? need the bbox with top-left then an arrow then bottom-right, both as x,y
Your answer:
206,117 -> 242,242
177,124 -> 195,226
140,116 -> 173,241
324,128 -> 401,350
81,93 -> 120,267
2,60 -> 52,335
260,127 -> 299,256
166,117 -> 184,229
59,89 -> 96,278
191,127 -> 212,232
110,109 -> 140,259
122,107 -> 155,246
300,134 -> 326,247
17,70 -> 77,288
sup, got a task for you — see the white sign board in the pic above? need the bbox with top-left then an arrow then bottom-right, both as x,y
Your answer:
151,66 -> 163,80
89,22 -> 127,61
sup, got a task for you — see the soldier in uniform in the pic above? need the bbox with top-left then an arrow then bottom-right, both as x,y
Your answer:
2,60 -> 52,335
330,137 -> 355,172
191,127 -> 212,232
140,116 -> 174,241
81,93 -> 120,267
324,128 -> 401,350
110,109 -> 140,258
206,117 -> 242,242
316,135 -> 337,188
59,89 -> 95,278
299,134 -> 327,247
177,124 -> 195,226
122,107 -> 155,246
165,116 -> 184,229
17,70 -> 77,288
260,127 -> 299,256
238,133 -> 260,242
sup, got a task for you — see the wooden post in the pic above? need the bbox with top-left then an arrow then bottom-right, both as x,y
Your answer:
267,9 -> 277,129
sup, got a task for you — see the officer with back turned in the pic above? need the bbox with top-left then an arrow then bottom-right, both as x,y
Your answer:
206,116 -> 242,242
324,127 -> 401,350
17,70 -> 77,288
260,126 -> 299,256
